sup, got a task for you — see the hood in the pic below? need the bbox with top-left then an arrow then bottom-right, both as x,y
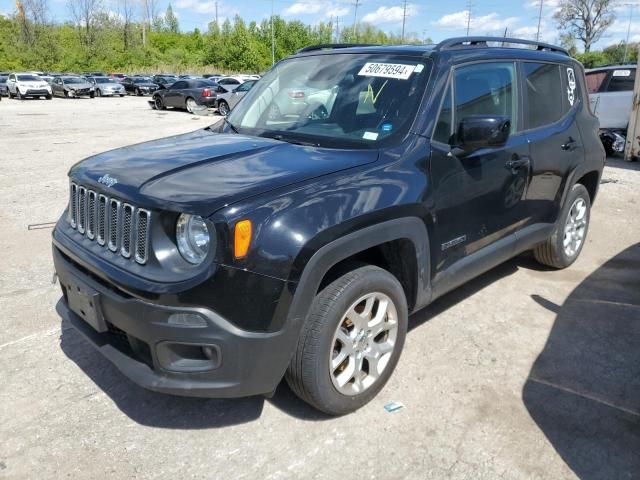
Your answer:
69,129 -> 378,216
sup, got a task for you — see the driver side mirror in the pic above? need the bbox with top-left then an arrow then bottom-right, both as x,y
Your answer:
451,115 -> 511,156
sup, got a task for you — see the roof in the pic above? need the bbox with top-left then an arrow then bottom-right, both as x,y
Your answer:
586,65 -> 637,72
293,37 -> 569,60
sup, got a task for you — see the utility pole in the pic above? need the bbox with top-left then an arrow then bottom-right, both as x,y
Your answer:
401,0 -> 407,42
270,0 -> 275,65
623,3 -> 634,64
336,16 -> 340,42
623,51 -> 640,161
535,0 -> 543,41
215,0 -> 218,28
465,1 -> 473,36
353,0 -> 360,41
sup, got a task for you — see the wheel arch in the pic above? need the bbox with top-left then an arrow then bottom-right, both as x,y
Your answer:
286,217 -> 431,328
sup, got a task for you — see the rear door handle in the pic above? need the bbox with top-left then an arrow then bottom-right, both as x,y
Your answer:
561,137 -> 578,151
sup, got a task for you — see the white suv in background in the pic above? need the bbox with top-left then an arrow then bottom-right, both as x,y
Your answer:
7,72 -> 52,100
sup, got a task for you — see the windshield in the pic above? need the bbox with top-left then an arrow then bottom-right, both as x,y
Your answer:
227,53 -> 431,148
17,75 -> 41,82
0,76 -> 7,82
134,77 -> 152,83
95,77 -> 116,84
64,77 -> 87,84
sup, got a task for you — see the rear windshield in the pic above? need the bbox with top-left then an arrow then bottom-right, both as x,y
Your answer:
194,80 -> 217,87
134,77 -> 152,83
17,75 -> 41,81
227,53 -> 431,149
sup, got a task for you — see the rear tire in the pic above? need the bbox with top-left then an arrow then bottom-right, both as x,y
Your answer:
286,265 -> 408,415
96,89 -> 102,97
135,87 -> 141,96
186,97 -> 196,113
534,183 -> 590,269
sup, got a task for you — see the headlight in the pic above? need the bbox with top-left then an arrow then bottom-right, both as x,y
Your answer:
176,214 -> 211,264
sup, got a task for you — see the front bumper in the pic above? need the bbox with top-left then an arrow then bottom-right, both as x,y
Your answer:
53,245 -> 297,398
101,89 -> 125,96
23,88 -> 51,97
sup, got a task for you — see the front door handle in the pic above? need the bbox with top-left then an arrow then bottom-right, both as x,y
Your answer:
561,137 -> 578,151
505,156 -> 530,171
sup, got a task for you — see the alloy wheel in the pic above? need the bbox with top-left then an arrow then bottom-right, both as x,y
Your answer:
563,197 -> 588,257
329,292 -> 399,396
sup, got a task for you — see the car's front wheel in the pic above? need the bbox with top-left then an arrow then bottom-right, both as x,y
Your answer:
154,95 -> 165,110
534,183 -> 591,269
95,89 -> 102,97
217,100 -> 230,116
16,89 -> 23,100
286,265 -> 408,415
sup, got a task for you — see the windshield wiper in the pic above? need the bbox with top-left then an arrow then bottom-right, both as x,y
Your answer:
271,134 -> 319,147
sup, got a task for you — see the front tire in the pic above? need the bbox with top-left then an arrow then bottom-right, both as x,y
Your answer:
154,95 -> 165,110
534,183 -> 590,269
185,97 -> 196,113
96,89 -> 102,97
218,100 -> 230,116
16,89 -> 23,100
286,265 -> 408,415
135,88 -> 141,96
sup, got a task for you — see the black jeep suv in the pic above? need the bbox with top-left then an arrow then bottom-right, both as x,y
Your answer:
52,38 -> 604,415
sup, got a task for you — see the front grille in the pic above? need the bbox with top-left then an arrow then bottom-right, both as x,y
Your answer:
69,183 -> 151,265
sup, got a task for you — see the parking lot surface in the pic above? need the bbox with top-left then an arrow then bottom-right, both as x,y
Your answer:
1,97 -> 639,479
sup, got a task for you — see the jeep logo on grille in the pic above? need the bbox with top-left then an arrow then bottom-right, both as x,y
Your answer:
98,174 -> 118,188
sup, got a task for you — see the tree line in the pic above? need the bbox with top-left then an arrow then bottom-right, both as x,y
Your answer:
0,0 -> 424,74
0,0 -> 636,74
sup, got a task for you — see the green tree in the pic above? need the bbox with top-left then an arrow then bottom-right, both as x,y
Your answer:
164,4 -> 179,34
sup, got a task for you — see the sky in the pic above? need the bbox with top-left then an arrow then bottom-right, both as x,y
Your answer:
1,0 -> 639,51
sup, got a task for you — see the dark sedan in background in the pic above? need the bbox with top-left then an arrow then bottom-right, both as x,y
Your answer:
151,74 -> 178,88
151,79 -> 222,113
0,75 -> 8,96
121,76 -> 159,96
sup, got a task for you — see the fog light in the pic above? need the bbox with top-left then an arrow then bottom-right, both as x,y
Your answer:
167,312 -> 207,327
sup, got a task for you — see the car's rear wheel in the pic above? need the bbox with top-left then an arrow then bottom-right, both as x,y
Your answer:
286,265 -> 408,415
534,183 -> 590,269
218,100 -> 230,116
186,97 -> 197,113
135,87 -> 141,96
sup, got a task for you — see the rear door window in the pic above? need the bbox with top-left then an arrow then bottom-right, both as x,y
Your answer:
523,62 -> 567,129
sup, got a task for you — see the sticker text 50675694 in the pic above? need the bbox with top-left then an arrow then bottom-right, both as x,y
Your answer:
358,63 -> 419,80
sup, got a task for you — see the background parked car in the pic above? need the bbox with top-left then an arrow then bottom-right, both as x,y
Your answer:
178,74 -> 201,79
215,79 -> 257,115
203,73 -> 223,81
0,75 -> 8,96
6,73 -> 52,99
586,65 -> 637,155
110,73 -> 125,79
216,76 -> 245,91
121,76 -> 159,96
151,79 -> 220,113
87,76 -> 126,97
51,76 -> 95,98
151,74 -> 178,88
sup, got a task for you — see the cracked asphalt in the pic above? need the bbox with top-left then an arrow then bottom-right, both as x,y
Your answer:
1,96 -> 639,479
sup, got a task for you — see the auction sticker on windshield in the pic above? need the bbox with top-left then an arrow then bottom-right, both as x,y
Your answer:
358,63 -> 418,80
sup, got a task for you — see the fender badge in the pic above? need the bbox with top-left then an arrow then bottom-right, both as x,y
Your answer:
98,174 -> 118,188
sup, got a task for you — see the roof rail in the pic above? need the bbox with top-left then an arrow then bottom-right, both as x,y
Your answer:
434,37 -> 569,56
296,43 -> 379,54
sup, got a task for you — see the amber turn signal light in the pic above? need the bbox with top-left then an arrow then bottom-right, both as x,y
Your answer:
234,220 -> 252,258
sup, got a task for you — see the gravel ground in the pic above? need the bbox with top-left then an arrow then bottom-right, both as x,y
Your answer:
0,96 -> 638,479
